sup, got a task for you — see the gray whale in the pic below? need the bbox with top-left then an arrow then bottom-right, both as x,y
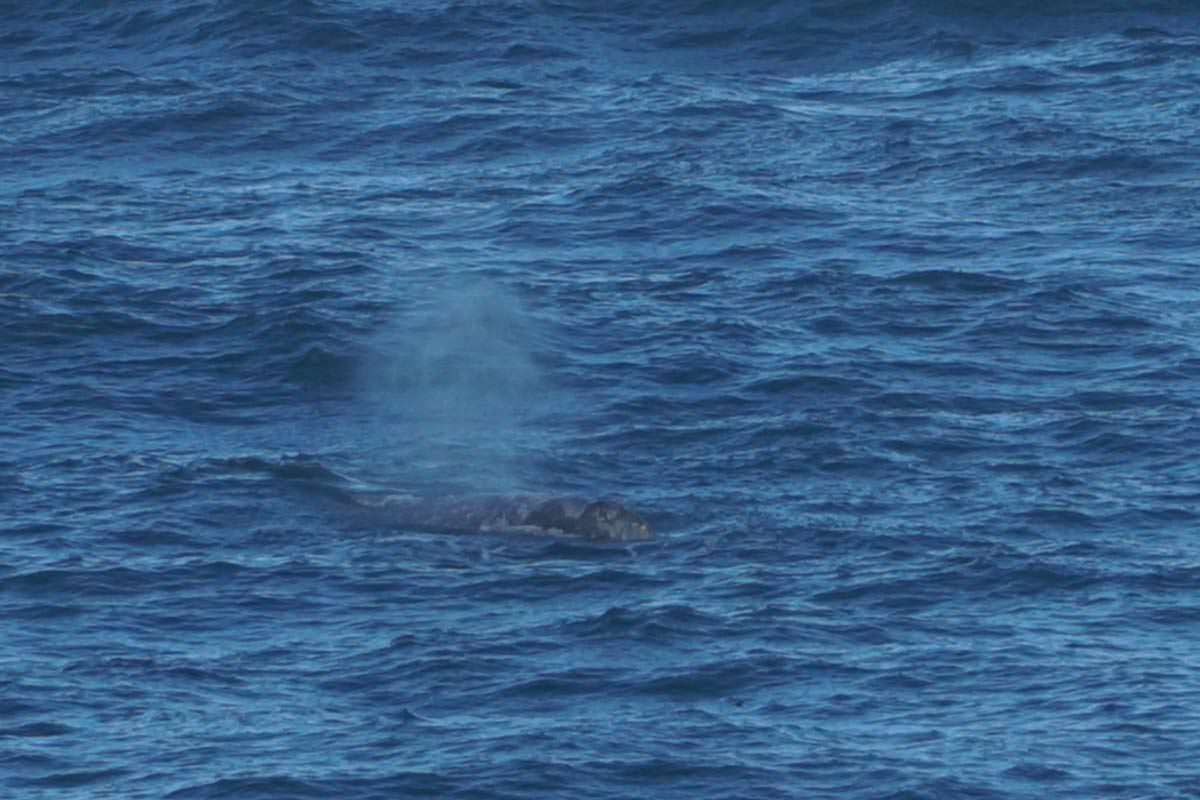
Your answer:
360,494 -> 652,542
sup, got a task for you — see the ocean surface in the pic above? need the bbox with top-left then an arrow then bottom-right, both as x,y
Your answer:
4,1 -> 1200,798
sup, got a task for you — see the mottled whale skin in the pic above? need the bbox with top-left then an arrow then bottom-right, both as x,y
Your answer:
363,494 -> 652,542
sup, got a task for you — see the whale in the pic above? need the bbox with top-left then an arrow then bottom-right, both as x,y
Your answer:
358,494 -> 652,542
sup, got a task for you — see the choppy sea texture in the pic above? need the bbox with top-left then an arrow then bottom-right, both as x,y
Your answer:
4,2 -> 1200,798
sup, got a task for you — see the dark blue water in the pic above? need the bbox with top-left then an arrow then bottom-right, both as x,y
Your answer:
4,2 -> 1200,797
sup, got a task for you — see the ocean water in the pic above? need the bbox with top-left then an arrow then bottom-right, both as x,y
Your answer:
4,1 -> 1200,797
